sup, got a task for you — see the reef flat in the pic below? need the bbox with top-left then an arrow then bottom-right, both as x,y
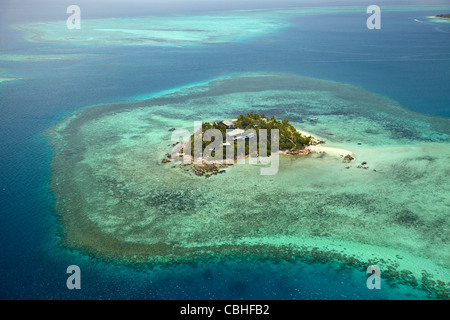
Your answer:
13,5 -> 450,47
0,54 -> 100,62
13,13 -> 287,47
46,73 -> 449,299
0,68 -> 23,83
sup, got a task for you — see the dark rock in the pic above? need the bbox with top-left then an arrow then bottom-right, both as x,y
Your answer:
162,158 -> 171,163
168,128 -> 176,132
343,154 -> 355,162
361,161 -> 367,165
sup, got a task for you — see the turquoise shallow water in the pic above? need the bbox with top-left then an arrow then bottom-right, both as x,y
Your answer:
0,3 -> 449,299
44,72 -> 449,300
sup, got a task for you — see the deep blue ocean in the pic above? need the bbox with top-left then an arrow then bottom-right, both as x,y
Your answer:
0,2 -> 449,299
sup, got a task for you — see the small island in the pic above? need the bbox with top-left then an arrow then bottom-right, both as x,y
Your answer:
163,113 -> 328,176
188,112 -> 321,157
433,14 -> 450,19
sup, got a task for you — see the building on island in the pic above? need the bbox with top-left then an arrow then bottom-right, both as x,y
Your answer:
221,120 -> 235,129
226,129 -> 256,142
226,128 -> 244,140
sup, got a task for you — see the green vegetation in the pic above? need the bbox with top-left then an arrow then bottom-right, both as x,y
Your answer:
188,113 -> 313,159
435,14 -> 450,18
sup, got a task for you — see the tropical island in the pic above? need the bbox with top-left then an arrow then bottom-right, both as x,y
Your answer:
433,13 -> 450,19
162,113 -> 331,176
189,112 -> 320,157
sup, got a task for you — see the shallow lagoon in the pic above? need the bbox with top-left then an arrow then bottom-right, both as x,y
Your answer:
46,72 -> 449,299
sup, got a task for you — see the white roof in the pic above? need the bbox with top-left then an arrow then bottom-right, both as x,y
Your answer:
222,120 -> 234,127
227,129 -> 245,137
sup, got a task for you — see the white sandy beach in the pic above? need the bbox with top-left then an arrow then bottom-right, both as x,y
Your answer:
309,144 -> 355,159
296,129 -> 355,159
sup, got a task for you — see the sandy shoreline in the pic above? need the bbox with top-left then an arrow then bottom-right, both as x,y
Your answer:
309,144 -> 355,159
296,129 -> 355,159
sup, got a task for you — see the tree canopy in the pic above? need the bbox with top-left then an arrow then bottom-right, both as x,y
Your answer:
188,113 -> 313,159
